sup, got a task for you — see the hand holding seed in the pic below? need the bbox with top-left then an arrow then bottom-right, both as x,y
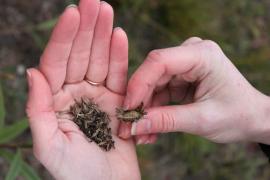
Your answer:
119,38 -> 270,146
26,1 -> 140,180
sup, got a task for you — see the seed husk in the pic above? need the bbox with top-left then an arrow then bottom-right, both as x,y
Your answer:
116,102 -> 147,123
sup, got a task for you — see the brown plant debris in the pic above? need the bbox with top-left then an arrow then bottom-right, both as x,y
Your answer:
116,102 -> 147,123
66,98 -> 115,151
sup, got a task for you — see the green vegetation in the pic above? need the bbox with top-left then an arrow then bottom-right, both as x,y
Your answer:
1,0 -> 270,179
0,85 -> 39,179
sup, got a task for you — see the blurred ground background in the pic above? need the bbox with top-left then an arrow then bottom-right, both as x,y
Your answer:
1,0 -> 270,179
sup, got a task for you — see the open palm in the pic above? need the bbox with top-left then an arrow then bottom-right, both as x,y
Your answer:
26,1 -> 140,180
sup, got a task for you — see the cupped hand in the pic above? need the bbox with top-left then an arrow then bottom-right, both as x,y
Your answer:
26,1 -> 140,180
119,37 -> 270,145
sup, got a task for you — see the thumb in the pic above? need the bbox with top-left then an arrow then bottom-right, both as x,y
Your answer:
26,68 -> 58,156
131,104 -> 203,136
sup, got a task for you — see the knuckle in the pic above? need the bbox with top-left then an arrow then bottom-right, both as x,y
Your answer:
91,57 -> 107,66
147,49 -> 163,63
66,74 -> 84,83
201,40 -> 224,60
196,40 -> 224,73
186,36 -> 202,42
202,40 -> 221,53
190,36 -> 202,40
145,49 -> 165,75
157,111 -> 176,132
69,51 -> 89,63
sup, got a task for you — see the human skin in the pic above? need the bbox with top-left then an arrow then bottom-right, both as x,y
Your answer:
118,37 -> 270,145
26,0 -> 140,180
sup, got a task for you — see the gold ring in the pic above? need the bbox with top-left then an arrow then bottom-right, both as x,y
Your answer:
85,79 -> 103,86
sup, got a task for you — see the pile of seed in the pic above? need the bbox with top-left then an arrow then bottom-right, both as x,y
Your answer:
68,98 -> 114,151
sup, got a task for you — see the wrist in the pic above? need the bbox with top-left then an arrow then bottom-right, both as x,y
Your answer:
249,93 -> 270,144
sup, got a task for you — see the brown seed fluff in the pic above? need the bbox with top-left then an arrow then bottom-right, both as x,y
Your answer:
66,98 -> 115,151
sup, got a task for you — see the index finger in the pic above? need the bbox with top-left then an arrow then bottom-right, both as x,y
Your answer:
39,6 -> 80,94
124,42 -> 216,109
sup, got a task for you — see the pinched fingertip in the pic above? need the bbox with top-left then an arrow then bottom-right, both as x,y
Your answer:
118,122 -> 132,139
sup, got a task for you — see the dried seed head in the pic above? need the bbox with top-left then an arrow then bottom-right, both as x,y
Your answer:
116,102 -> 147,123
64,97 -> 115,151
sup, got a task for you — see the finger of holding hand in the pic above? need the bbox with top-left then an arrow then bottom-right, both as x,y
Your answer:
118,89 -> 169,140
124,42 -> 219,109
130,104 -> 204,136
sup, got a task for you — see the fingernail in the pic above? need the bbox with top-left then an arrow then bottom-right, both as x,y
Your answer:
100,1 -> 109,5
118,123 -> 131,139
131,120 -> 152,135
131,122 -> 137,135
118,127 -> 126,139
26,69 -> 32,88
114,27 -> 123,31
66,4 -> 77,9
118,130 -> 124,139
